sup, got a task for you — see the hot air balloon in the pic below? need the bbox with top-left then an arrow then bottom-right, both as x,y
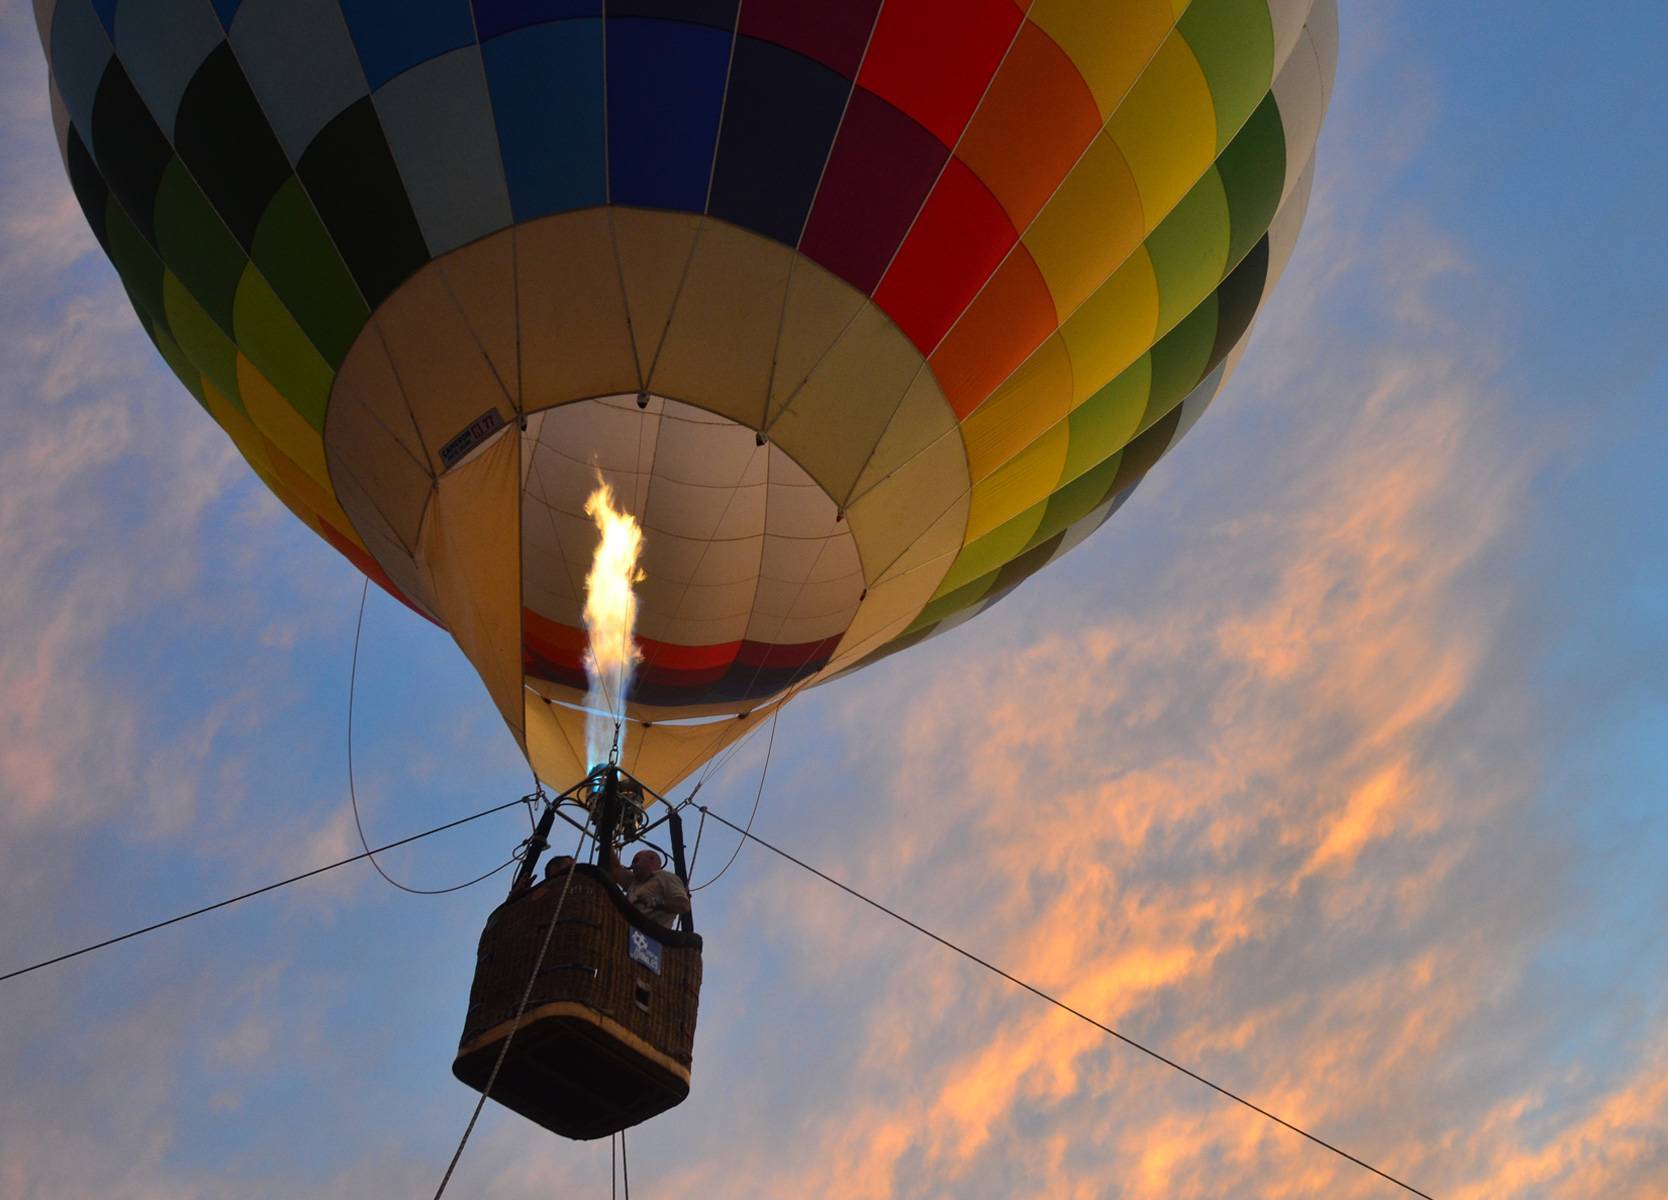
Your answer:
35,0 -> 1337,1140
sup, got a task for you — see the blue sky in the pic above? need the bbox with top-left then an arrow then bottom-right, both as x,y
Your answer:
3,2 -> 1666,1197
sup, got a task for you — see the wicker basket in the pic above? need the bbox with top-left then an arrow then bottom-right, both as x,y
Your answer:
451,864 -> 703,1139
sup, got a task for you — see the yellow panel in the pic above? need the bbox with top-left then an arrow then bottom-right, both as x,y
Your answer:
263,433 -> 363,547
961,333 -> 1073,482
1105,31 -> 1217,230
237,355 -> 332,494
418,430 -> 526,745
1029,0 -> 1176,121
650,222 -> 792,429
611,208 -> 702,385
1061,249 -> 1161,406
965,422 -> 1068,543
525,698 -> 588,790
201,377 -> 273,479
1024,131 -> 1146,315
767,299 -> 927,501
517,210 -> 640,407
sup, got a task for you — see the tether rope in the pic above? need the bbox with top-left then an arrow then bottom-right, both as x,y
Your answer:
431,822 -> 590,1199
0,797 -> 530,985
694,804 -> 1436,1200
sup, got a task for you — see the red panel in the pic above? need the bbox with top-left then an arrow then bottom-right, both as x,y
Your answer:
957,22 -> 1103,228
739,0 -> 882,78
733,634 -> 844,670
874,158 -> 1016,353
928,246 -> 1058,419
857,0 -> 1023,147
799,87 -> 947,293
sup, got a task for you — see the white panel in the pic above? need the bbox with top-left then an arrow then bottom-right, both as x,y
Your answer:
1265,0 -> 1316,76
49,0 -> 111,142
373,46 -> 512,255
1310,0 -> 1340,112
230,0 -> 368,163
1272,27 -> 1325,207
113,0 -> 223,136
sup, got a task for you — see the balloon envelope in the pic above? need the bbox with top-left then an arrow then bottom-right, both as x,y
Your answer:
37,0 -> 1336,791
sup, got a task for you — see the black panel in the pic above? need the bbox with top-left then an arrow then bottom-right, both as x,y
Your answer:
986,530 -> 1065,604
608,0 -> 738,29
296,97 -> 430,308
1108,404 -> 1185,496
90,61 -> 172,241
63,126 -> 112,253
174,43 -> 293,250
708,35 -> 852,245
1207,233 -> 1269,372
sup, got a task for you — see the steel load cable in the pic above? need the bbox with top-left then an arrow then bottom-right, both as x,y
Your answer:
694,804 -> 1436,1200
0,797 -> 530,985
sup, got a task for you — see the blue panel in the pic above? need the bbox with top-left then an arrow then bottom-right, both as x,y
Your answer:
606,18 -> 730,211
90,0 -> 118,36
481,20 -> 605,218
472,0 -> 599,41
211,0 -> 243,27
339,0 -> 476,90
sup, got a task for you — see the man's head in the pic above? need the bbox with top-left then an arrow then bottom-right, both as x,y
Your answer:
629,849 -> 662,882
544,854 -> 575,880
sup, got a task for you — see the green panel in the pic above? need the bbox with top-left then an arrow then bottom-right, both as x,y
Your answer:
1063,356 -> 1150,485
934,499 -> 1048,598
1216,93 -> 1287,269
105,197 -> 166,327
1145,166 -> 1231,336
144,316 -> 208,409
906,573 -> 999,635
233,267 -> 336,430
163,270 -> 242,408
153,159 -> 248,337
1026,450 -> 1126,552
1141,293 -> 1218,430
1179,0 -> 1275,152
252,177 -> 371,368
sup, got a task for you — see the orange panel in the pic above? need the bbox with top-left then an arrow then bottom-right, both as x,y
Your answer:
928,246 -> 1058,420
956,22 -> 1102,230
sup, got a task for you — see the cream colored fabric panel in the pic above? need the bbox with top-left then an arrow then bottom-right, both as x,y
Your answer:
766,300 -> 928,502
619,707 -> 779,794
848,369 -> 962,504
324,398 -> 434,553
611,208 -> 702,384
820,549 -> 958,674
525,697 -> 589,788
1310,0 -> 1340,112
331,323 -> 432,467
1267,157 -> 1315,282
437,232 -> 522,408
371,270 -> 516,474
517,210 -> 639,406
326,459 -> 440,616
1272,26 -> 1326,207
845,427 -> 970,581
417,429 -> 526,746
874,484 -> 968,583
649,223 -> 793,428
767,256 -> 869,420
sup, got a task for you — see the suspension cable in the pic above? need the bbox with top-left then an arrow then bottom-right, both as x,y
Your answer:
694,804 -> 1435,1200
431,822 -> 590,1199
690,707 -> 778,892
1,797 -> 531,985
348,579 -> 513,895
